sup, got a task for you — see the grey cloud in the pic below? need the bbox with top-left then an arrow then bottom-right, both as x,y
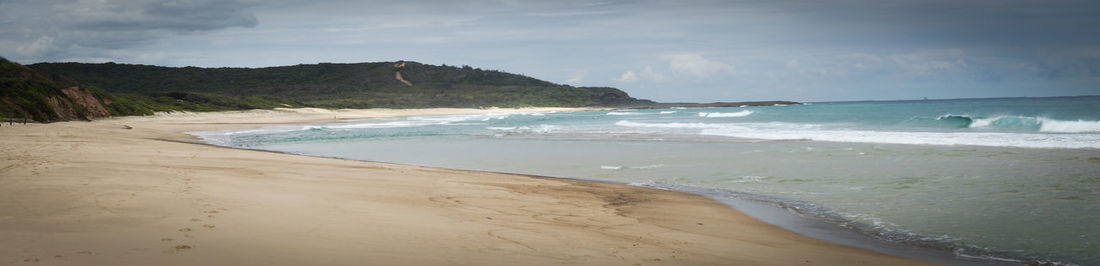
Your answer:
61,0 -> 258,32
0,0 -> 257,60
1031,48 -> 1100,79
734,0 -> 1100,48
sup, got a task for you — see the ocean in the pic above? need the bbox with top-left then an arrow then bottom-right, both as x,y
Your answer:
195,96 -> 1100,265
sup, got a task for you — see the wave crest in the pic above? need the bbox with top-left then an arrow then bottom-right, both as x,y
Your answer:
935,115 -> 974,128
698,110 -> 754,118
936,114 -> 1100,133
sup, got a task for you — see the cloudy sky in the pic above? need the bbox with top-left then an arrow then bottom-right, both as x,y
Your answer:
2,0 -> 1098,102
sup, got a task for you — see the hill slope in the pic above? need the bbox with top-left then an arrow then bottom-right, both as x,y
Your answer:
0,58 -> 146,122
30,61 -> 653,109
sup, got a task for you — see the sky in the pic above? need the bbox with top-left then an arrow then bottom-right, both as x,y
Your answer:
1,0 -> 1098,102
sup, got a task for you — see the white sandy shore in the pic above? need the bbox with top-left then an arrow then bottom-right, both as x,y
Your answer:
0,108 -> 934,265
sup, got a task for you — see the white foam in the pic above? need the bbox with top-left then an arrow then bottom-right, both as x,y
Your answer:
969,118 -> 992,128
199,113 -> 535,140
659,111 -> 677,114
486,124 -> 561,134
326,120 -> 442,129
615,120 -> 1100,149
700,127 -> 1100,149
600,165 -> 623,170
607,111 -> 645,116
1039,119 -> 1100,133
698,110 -> 754,118
410,113 -> 514,122
967,115 -> 1040,129
616,120 -> 817,131
615,120 -> 725,129
629,164 -> 666,169
325,113 -> 530,129
728,175 -> 767,183
962,115 -> 1100,133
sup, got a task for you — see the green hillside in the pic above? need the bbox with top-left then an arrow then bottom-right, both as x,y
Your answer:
0,58 -> 163,122
30,61 -> 652,109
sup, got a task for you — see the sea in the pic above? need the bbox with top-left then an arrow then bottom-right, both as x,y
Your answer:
195,96 -> 1100,265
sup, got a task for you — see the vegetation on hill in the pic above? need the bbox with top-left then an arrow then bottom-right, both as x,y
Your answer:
2,57 -> 309,122
4,58 -> 804,123
29,61 -> 653,110
0,57 -> 159,122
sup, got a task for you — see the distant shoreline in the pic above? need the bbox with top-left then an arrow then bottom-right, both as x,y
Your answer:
622,100 -> 802,109
807,94 -> 1100,104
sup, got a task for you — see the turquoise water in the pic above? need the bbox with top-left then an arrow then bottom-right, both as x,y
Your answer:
196,96 -> 1100,265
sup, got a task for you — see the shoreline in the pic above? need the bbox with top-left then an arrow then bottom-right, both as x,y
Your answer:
219,143 -> 990,266
0,108 -> 934,265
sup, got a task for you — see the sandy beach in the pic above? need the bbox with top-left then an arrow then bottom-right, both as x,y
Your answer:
0,108 -> 933,265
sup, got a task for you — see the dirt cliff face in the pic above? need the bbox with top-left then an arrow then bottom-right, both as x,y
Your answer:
42,86 -> 112,120
60,87 -> 111,118
44,94 -> 77,120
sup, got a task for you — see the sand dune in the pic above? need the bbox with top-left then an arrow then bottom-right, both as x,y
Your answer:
0,108 -> 933,265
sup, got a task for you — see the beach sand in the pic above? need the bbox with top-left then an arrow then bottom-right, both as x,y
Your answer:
0,108 -> 934,265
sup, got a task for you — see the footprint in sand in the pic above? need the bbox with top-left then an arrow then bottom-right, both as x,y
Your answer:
178,228 -> 191,232
174,245 -> 192,251
189,218 -> 202,222
161,238 -> 173,242
202,224 -> 216,229
22,258 -> 39,262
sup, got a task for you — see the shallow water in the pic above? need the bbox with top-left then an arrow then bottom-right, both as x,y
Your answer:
196,96 -> 1100,265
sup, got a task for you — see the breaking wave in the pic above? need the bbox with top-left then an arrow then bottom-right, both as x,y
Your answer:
936,114 -> 1100,133
615,120 -> 1100,149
